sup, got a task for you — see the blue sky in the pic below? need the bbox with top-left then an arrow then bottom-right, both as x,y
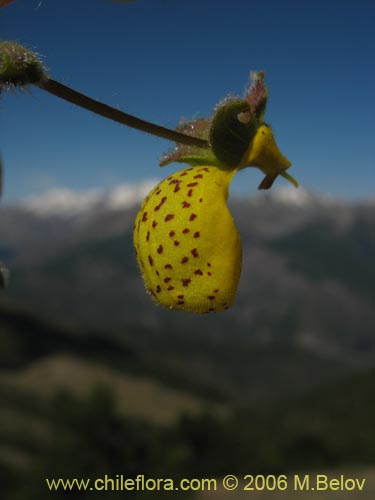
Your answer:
1,0 -> 374,202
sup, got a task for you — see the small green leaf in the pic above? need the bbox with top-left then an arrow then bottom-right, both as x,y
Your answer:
160,118 -> 214,167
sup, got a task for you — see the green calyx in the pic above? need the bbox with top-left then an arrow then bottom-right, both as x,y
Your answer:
209,99 -> 258,169
0,41 -> 46,90
159,71 -> 297,189
160,72 -> 269,171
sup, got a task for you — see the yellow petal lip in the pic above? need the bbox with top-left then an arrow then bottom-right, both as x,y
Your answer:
133,166 -> 241,314
239,124 -> 291,173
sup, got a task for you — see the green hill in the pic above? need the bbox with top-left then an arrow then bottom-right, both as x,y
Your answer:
0,303 -> 374,499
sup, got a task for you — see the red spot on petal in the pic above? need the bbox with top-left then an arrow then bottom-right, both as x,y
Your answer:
207,272 -> 212,276
187,182 -> 198,187
187,189 -> 193,197
182,201 -> 191,208
181,257 -> 189,264
177,294 -> 184,299
182,228 -> 190,234
179,172 -> 188,177
169,231 -> 175,237
169,179 -> 179,185
193,231 -> 200,238
189,214 -> 197,221
208,296 -> 215,300
199,198 -> 203,203
142,212 -> 148,221
156,285 -> 161,293
199,167 -> 210,172
194,269 -> 203,276
164,277 -> 171,283
167,285 -> 175,291
164,264 -> 173,269
177,300 -> 185,305
148,256 -> 154,266
214,289 -> 219,293
194,174 -> 203,179
174,185 -> 181,193
152,220 -> 158,228
207,262 -> 211,267
174,240 -> 180,246
191,248 -> 199,258
182,278 -> 191,287
155,188 -> 162,195
154,196 -> 167,211
157,245 -> 163,254
165,214 -> 174,221
146,231 -> 150,242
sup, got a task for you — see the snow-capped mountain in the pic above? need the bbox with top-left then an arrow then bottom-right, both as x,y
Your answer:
20,180 -> 159,217
265,185 -> 335,207
18,182 -> 339,219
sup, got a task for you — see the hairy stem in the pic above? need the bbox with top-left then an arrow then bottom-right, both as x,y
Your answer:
37,78 -> 209,149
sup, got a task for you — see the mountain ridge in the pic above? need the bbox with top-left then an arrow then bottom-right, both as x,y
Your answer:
5,182 -> 372,220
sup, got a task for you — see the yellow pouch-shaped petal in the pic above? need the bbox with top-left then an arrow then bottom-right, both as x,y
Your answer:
133,166 -> 241,313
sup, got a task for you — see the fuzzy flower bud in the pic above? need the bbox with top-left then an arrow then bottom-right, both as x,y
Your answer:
0,41 -> 46,92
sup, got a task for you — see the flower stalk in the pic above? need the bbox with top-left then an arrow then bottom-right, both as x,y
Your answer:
37,78 -> 209,148
0,41 -> 209,149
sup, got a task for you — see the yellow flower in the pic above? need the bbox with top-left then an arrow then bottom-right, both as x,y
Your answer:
133,73 -> 298,313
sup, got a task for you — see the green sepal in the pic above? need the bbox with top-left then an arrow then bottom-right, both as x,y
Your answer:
209,100 -> 258,168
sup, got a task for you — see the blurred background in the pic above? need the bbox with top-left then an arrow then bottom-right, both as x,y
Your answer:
1,0 -> 374,498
